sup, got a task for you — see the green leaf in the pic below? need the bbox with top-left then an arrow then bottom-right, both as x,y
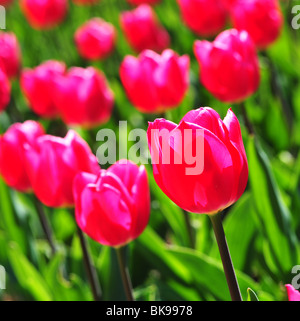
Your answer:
247,288 -> 259,301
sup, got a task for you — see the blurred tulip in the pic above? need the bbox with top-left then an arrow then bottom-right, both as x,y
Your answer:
127,0 -> 160,5
286,285 -> 300,301
177,0 -> 227,37
74,18 -> 116,61
0,68 -> 10,113
120,4 -> 170,53
0,32 -> 21,79
25,130 -> 100,208
229,0 -> 283,49
147,107 -> 248,214
20,0 -> 68,29
54,66 -> 114,128
194,29 -> 260,103
74,160 -> 150,247
0,0 -> 13,7
21,60 -> 66,118
0,121 -> 44,192
72,0 -> 98,4
120,49 -> 189,113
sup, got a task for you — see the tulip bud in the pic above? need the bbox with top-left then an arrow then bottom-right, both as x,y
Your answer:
194,29 -> 260,103
20,0 -> 68,29
73,160 -> 150,247
120,49 -> 189,113
53,66 -> 114,128
120,4 -> 170,53
25,130 -> 100,208
0,32 -> 21,79
147,107 -> 248,214
177,0 -> 227,37
285,284 -> 300,301
74,18 -> 116,61
229,0 -> 283,49
0,121 -> 45,192
21,60 -> 66,119
0,68 -> 10,113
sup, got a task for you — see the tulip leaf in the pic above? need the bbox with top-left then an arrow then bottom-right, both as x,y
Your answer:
247,136 -> 299,276
247,288 -> 259,301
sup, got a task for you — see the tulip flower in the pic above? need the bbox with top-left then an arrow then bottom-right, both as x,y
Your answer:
25,130 -> 100,208
73,160 -> 150,248
0,32 -> 21,79
20,0 -> 68,29
194,29 -> 260,103
0,121 -> 45,192
53,66 -> 114,128
286,285 -> 300,301
74,18 -> 116,61
21,60 -> 66,118
127,0 -> 160,5
177,0 -> 227,37
229,0 -> 283,49
120,49 -> 190,113
147,107 -> 248,214
120,4 -> 170,53
0,67 -> 10,113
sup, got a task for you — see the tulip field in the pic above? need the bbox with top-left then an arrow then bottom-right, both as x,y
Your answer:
0,0 -> 300,303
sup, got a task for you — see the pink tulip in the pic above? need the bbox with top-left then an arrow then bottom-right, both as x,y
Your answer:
120,49 -> 189,113
53,66 -> 114,128
120,4 -> 170,53
147,107 -> 248,214
25,130 -> 100,208
74,18 -> 116,61
194,29 -> 260,103
0,68 -> 10,113
0,121 -> 44,192
0,32 -> 21,79
177,0 -> 227,37
20,0 -> 68,29
127,0 -> 160,5
21,60 -> 66,119
229,0 -> 283,49
286,284 -> 300,301
74,160 -> 150,247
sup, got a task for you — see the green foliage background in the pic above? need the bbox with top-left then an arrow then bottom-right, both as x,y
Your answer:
0,0 -> 299,301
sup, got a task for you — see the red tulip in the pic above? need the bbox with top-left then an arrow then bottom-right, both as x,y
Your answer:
0,0 -> 13,6
0,121 -> 44,192
74,18 -> 116,61
21,60 -> 66,119
286,285 -> 300,301
25,130 -> 100,208
74,160 -> 150,247
72,0 -> 98,4
0,32 -> 21,79
177,0 -> 227,37
20,0 -> 68,29
53,66 -> 114,128
120,49 -> 189,113
194,29 -> 260,103
127,0 -> 161,5
229,0 -> 283,49
120,4 -> 170,53
147,107 -> 248,214
0,68 -> 10,113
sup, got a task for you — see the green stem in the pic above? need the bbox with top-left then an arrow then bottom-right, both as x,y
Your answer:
183,210 -> 195,249
240,102 -> 255,135
77,226 -> 102,301
33,197 -> 56,255
209,212 -> 242,301
115,246 -> 134,301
